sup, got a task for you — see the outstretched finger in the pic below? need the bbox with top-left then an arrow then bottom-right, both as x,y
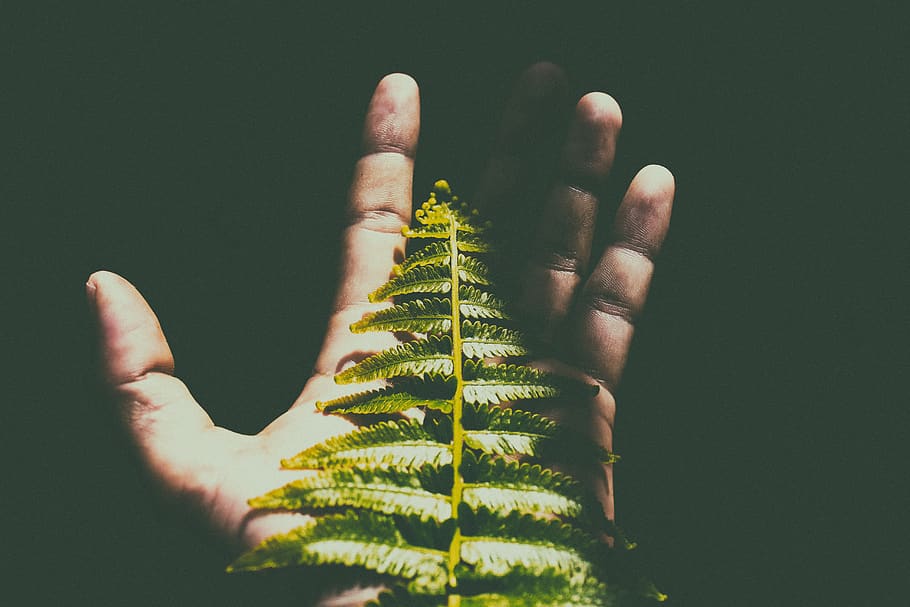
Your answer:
311,74 -> 421,381
474,61 -> 569,222
521,92 -> 623,341
331,73 -> 420,314
87,271 -> 217,490
570,165 -> 675,390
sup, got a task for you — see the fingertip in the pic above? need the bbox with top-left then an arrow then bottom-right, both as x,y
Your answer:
633,164 -> 677,204
364,73 -> 421,157
88,269 -> 137,291
577,92 -> 623,131
376,72 -> 419,98
519,61 -> 568,96
613,165 -> 676,258
526,60 -> 564,77
561,93 -> 622,183
86,269 -> 105,291
85,275 -> 98,305
88,270 -> 175,385
86,270 -> 117,310
86,270 -> 142,315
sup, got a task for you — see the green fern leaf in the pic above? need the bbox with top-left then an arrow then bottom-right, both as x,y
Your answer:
248,465 -> 453,522
458,285 -> 510,319
395,241 -> 452,275
317,387 -> 452,415
462,453 -> 586,519
285,406 -> 614,472
461,403 -> 555,457
457,255 -> 491,285
280,419 -> 451,470
456,576 -> 614,607
368,575 -> 614,607
369,265 -> 451,303
459,507 -> 599,584
227,511 -> 448,591
461,320 -> 528,358
402,224 -> 450,239
462,538 -> 592,584
335,336 -> 454,384
369,258 -> 490,303
351,298 -> 452,334
392,242 -> 489,285
402,219 -> 486,239
463,403 -> 619,464
249,457 -> 585,525
456,232 -> 492,253
462,360 -> 562,405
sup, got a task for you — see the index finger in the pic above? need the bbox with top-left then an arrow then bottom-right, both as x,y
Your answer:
332,73 -> 420,314
310,74 -> 421,380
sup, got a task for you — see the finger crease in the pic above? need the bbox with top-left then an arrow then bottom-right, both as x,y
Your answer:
111,367 -> 174,390
612,239 -> 657,263
330,299 -> 386,316
582,293 -> 637,325
565,182 -> 597,199
560,175 -> 602,200
346,208 -> 409,235
532,248 -> 584,275
362,143 -> 416,160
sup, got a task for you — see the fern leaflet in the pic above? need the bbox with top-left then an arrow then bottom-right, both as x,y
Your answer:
335,336 -> 454,384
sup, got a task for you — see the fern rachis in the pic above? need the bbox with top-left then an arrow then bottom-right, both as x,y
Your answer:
228,181 -> 663,606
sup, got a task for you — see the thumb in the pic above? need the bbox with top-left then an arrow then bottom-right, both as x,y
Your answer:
87,270 -> 216,492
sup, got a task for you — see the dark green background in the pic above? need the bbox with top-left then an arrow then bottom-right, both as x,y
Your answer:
4,3 -> 906,605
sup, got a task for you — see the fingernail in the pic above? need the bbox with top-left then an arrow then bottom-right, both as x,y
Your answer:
85,278 -> 97,308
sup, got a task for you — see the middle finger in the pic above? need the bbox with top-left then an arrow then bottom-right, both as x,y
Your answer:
520,92 -> 623,344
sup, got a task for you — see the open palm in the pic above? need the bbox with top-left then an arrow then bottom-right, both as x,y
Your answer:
87,63 -> 674,605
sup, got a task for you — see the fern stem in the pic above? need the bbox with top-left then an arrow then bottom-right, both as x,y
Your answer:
447,214 -> 464,604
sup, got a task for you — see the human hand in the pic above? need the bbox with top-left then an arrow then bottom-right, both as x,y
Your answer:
86,63 -> 674,605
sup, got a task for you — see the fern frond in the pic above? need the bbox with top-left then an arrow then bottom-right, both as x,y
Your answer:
458,285 -> 510,319
463,403 -> 619,464
456,232 -> 492,253
457,575 -> 614,607
461,538 -> 593,587
368,575 -> 613,607
392,242 -> 489,285
231,181 -> 662,604
369,265 -> 451,303
457,255 -> 491,285
395,241 -> 452,275
316,387 -> 452,415
250,456 -> 586,525
461,320 -> 528,358
351,298 -> 452,334
248,465 -> 453,522
227,511 -> 448,591
462,453 -> 585,519
462,360 -> 562,405
335,336 -> 454,384
280,419 -> 451,470
403,202 -> 486,232
459,507 -> 599,582
462,403 -> 555,457
403,224 -> 451,239
369,257 -> 489,303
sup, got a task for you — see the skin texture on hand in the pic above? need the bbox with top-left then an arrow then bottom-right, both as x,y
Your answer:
87,64 -> 674,606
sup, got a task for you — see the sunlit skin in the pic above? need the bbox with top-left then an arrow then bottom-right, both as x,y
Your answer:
87,63 -> 674,605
